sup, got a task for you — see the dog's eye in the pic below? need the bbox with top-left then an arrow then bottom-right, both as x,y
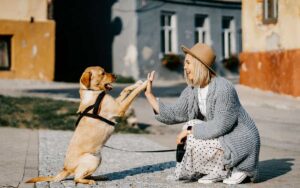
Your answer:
101,72 -> 105,76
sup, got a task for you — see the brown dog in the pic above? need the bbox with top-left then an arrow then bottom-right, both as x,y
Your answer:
26,66 -> 148,184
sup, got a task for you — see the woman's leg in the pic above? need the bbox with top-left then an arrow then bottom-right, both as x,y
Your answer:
173,134 -> 228,181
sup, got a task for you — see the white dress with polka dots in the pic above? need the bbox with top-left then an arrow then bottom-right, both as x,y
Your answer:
173,86 -> 229,180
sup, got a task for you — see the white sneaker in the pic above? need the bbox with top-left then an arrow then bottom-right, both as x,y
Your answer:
223,171 -> 247,184
198,174 -> 226,184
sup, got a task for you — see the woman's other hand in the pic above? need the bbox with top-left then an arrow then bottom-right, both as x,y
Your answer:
176,130 -> 188,144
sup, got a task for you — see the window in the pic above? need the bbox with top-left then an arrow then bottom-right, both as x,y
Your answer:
263,0 -> 278,24
0,35 -> 12,70
160,11 -> 178,54
222,17 -> 236,59
195,14 -> 210,45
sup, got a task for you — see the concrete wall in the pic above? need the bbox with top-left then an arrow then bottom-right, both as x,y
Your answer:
0,20 -> 55,81
112,0 -> 139,80
0,0 -> 48,21
136,0 -> 241,80
240,0 -> 300,96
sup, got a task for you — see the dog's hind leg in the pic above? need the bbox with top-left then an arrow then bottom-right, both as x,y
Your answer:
74,154 -> 100,185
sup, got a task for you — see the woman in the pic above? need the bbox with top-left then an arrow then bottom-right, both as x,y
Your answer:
144,43 -> 260,184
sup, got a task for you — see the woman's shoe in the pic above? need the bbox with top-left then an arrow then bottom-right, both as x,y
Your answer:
198,174 -> 226,184
223,171 -> 247,184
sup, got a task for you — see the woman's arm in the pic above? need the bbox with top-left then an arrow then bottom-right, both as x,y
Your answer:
145,71 -> 159,113
144,71 -> 189,124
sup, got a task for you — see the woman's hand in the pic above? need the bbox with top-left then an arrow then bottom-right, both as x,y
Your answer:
145,71 -> 155,96
176,130 -> 188,144
144,71 -> 159,113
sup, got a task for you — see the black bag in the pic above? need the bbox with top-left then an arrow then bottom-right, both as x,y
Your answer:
176,143 -> 186,162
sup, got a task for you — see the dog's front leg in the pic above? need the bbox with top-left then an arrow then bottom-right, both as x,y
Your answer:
115,80 -> 143,103
117,80 -> 148,116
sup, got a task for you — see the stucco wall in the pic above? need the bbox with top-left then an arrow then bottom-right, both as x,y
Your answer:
112,0 -> 139,79
240,0 -> 300,96
0,20 -> 55,81
242,0 -> 300,52
0,0 -> 48,21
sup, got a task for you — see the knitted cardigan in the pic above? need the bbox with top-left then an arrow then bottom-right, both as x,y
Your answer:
155,77 -> 260,181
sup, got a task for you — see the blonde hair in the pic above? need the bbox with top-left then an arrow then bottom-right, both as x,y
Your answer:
184,55 -> 213,88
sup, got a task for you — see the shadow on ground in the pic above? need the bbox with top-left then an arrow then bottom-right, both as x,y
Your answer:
257,158 -> 294,182
97,161 -> 176,181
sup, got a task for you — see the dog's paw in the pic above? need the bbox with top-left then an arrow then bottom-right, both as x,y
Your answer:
135,80 -> 143,85
88,180 -> 96,185
140,80 -> 148,88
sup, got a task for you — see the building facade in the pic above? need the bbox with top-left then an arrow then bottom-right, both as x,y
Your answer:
112,0 -> 241,80
240,0 -> 300,96
0,0 -> 55,81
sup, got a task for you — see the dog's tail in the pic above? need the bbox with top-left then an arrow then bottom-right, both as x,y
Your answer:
26,169 -> 70,183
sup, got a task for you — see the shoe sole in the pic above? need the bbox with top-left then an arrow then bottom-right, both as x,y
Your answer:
223,175 -> 247,184
198,177 -> 224,184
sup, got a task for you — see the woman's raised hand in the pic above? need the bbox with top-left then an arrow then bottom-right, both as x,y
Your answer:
144,71 -> 159,113
145,71 -> 155,96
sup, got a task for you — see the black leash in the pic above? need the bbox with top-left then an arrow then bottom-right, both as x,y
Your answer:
104,145 -> 176,153
75,92 -> 116,127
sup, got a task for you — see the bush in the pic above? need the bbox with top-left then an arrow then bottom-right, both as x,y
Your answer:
161,53 -> 183,70
222,55 -> 240,73
116,75 -> 135,83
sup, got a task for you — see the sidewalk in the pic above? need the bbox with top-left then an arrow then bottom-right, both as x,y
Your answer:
0,78 -> 300,187
0,127 -> 38,188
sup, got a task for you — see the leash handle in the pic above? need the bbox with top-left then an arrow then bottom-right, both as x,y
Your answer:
104,145 -> 176,153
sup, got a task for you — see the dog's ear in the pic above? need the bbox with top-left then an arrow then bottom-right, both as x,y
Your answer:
80,71 -> 91,89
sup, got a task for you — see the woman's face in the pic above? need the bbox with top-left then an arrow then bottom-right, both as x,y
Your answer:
184,54 -> 195,82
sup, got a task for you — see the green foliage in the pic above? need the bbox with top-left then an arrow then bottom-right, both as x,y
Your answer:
115,75 -> 135,83
0,95 -> 148,134
223,55 -> 240,73
161,53 -> 183,70
0,95 -> 78,130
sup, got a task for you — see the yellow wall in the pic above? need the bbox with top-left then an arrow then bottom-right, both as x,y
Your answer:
0,0 -> 48,21
242,0 -> 300,52
0,20 -> 55,81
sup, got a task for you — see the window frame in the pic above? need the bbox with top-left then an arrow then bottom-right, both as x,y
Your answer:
263,0 -> 278,24
194,14 -> 210,45
0,35 -> 12,71
160,11 -> 178,54
222,16 -> 236,59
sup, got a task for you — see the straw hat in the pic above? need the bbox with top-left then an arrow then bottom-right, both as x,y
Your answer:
181,43 -> 216,75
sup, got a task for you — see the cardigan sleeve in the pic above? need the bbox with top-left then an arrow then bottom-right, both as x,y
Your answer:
193,83 -> 239,139
154,86 -> 190,124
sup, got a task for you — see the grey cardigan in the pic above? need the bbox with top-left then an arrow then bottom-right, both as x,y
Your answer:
155,77 -> 260,181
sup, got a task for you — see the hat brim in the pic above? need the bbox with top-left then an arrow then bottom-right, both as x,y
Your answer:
181,45 -> 216,75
